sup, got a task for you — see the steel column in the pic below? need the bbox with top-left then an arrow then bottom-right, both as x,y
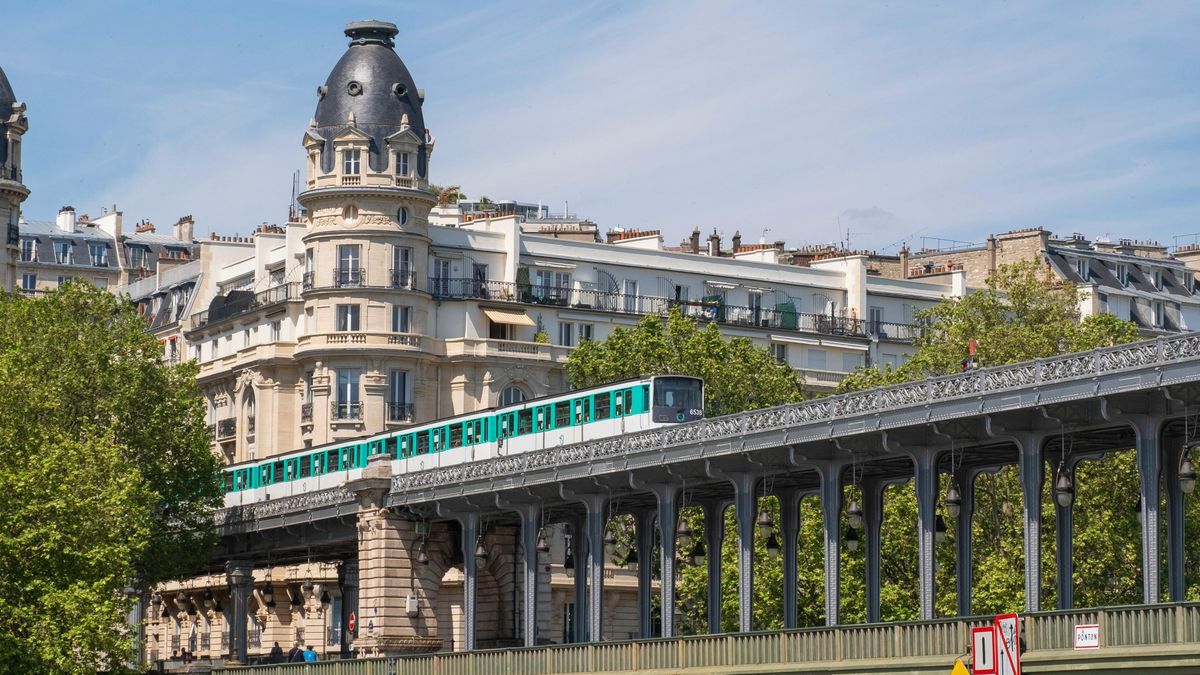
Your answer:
730,473 -> 759,632
1015,431 -> 1046,612
571,517 -> 587,643
1054,462 -> 1075,609
460,512 -> 480,651
650,485 -> 679,638
225,560 -> 253,664
863,478 -> 885,624
702,500 -> 725,634
517,506 -> 540,646
337,560 -> 358,657
1165,437 -> 1186,602
125,587 -> 145,668
955,470 -> 978,617
1131,416 -> 1163,604
635,508 -> 656,638
778,488 -> 801,630
912,449 -> 939,621
582,495 -> 608,642
817,461 -> 844,626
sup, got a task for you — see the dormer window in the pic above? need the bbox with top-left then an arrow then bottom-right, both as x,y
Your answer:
1153,301 -> 1165,327
397,151 -> 410,176
1076,259 -> 1088,281
1187,273 -> 1196,294
1116,263 -> 1129,286
343,149 -> 361,175
1153,269 -> 1163,290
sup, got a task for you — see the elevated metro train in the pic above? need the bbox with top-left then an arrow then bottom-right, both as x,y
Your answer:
222,375 -> 705,507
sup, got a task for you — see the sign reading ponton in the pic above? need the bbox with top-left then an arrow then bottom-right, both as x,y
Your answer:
1074,624 -> 1100,650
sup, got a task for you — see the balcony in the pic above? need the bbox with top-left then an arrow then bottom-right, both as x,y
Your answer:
302,271 -> 314,290
247,416 -> 256,436
216,417 -> 236,440
296,331 -> 427,354
301,402 -> 313,423
340,175 -> 361,186
6,225 -> 17,246
387,402 -> 415,422
334,267 -> 366,288
390,268 -> 415,289
395,175 -> 415,188
190,282 -> 301,329
331,401 -> 362,420
442,338 -> 573,363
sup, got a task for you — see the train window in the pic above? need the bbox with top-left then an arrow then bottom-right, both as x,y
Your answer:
260,466 -> 270,485
518,410 -> 533,435
624,390 -> 633,414
273,461 -> 284,482
615,391 -> 625,416
595,393 -> 611,420
340,447 -> 352,469
325,450 -> 337,471
466,422 -> 475,444
285,462 -> 296,481
555,402 -> 570,427
500,415 -> 511,437
236,472 -> 247,490
399,435 -> 410,457
416,433 -> 429,455
300,456 -> 311,478
449,424 -> 463,448
535,408 -> 545,431
574,399 -> 586,423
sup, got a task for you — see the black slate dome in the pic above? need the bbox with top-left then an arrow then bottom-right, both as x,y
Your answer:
313,21 -> 427,176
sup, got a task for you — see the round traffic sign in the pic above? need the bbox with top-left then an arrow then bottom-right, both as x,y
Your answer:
348,611 -> 356,633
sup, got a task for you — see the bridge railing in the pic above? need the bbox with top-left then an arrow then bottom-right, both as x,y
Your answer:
214,602 -> 1200,674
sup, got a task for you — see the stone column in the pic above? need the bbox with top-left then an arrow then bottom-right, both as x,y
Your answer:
337,560 -> 359,657
729,473 -> 759,632
650,485 -> 679,638
635,508 -> 656,639
863,478 -> 885,624
778,489 -> 801,630
912,449 -> 939,621
702,500 -> 725,634
225,560 -> 253,664
1015,431 -> 1046,612
345,454 -> 439,655
1130,416 -> 1163,604
955,470 -> 978,617
816,462 -> 844,626
459,513 -> 479,652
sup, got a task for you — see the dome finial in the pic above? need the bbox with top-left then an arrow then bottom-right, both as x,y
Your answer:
345,20 -> 398,48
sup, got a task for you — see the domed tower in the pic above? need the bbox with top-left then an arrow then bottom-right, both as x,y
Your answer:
296,21 -> 438,443
0,65 -> 30,292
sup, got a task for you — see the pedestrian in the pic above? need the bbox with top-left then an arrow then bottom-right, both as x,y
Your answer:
269,641 -> 284,663
303,645 -> 318,662
288,643 -> 303,662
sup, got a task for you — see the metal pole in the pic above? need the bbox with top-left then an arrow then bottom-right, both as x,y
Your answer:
636,509 -> 655,638
1133,417 -> 1163,604
863,478 -> 885,624
703,500 -> 725,634
652,485 -> 679,638
731,473 -> 758,632
912,449 -> 938,621
519,506 -> 540,646
955,470 -> 977,617
224,560 -> 253,664
778,489 -> 800,630
817,462 -> 843,626
1016,431 -> 1046,612
461,513 -> 480,651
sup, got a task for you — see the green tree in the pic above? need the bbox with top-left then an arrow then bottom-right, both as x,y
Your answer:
0,283 -> 222,673
566,309 -> 804,415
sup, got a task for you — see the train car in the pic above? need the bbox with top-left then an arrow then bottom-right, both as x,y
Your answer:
222,375 -> 704,507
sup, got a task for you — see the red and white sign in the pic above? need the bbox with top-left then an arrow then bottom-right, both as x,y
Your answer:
347,611 -> 357,633
1074,624 -> 1100,650
971,626 -> 997,674
995,613 -> 1021,675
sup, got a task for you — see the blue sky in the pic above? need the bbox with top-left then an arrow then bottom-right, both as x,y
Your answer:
4,1 -> 1200,252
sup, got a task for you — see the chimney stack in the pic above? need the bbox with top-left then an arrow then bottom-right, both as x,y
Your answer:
56,206 -> 76,233
174,215 -> 195,242
732,230 -> 742,254
690,228 -> 701,254
707,230 -> 721,257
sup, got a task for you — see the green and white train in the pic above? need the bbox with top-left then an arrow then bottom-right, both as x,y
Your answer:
222,375 -> 705,507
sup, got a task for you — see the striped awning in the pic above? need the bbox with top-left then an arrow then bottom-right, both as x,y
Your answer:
483,308 -> 535,326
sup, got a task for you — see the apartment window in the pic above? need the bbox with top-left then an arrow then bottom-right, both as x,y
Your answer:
20,273 -> 36,291
387,370 -> 409,421
500,387 -> 526,406
53,241 -> 72,264
397,206 -> 409,225
270,320 -> 281,342
558,322 -> 574,347
748,292 -> 764,325
579,324 -> 594,342
807,348 -> 827,370
336,304 -> 361,332
843,352 -> 863,372
1076,259 -> 1088,280
57,275 -> 68,286
397,151 -> 410,176
335,369 -> 361,418
19,239 -> 35,262
535,270 -> 571,303
868,306 -> 884,333
392,245 -> 413,288
192,344 -> 201,361
1153,269 -> 1163,290
128,246 -> 148,270
431,259 -> 451,296
210,339 -> 218,359
1187,273 -> 1197,294
472,263 -> 489,297
1153,301 -> 1165,328
242,328 -> 251,348
489,321 -> 512,340
392,305 -> 411,332
770,343 -> 788,364
1116,264 -> 1129,286
623,280 -> 639,313
94,278 -> 108,289
336,244 -> 362,287
343,149 -> 361,175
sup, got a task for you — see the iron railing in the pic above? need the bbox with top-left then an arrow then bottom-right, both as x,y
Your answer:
247,416 -> 256,436
387,402 -> 415,423
331,401 -> 362,421
302,272 -> 314,290
217,418 -> 236,439
6,224 -> 18,246
191,283 -> 301,329
390,268 -> 415,289
334,267 -> 365,288
301,403 -> 313,423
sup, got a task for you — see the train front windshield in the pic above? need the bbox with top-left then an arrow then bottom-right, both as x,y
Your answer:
652,376 -> 705,423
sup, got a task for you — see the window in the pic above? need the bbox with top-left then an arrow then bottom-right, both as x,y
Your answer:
336,304 -> 361,332
192,344 -> 201,361
387,371 -> 409,421
19,239 -> 36,262
53,241 -> 72,264
500,387 -> 526,406
242,328 -> 251,348
558,322 -> 574,346
579,324 -> 594,342
471,263 -> 489,297
1187,273 -> 1196,294
392,305 -> 411,332
128,246 -> 147,269
270,320 -> 281,341
807,348 -> 827,370
868,306 -> 884,333
535,270 -> 571,303
842,352 -> 862,372
431,259 -> 451,296
94,278 -> 109,289
1116,264 -> 1129,286
343,149 -> 361,175
1153,301 -> 1165,327
623,280 -> 639,313
770,343 -> 788,364
748,292 -> 763,325
335,369 -> 361,418
1153,269 -> 1163,290
397,151 -> 410,176
1076,259 -> 1088,280
305,371 -> 314,404
337,244 -> 362,286
56,275 -> 67,286
392,246 -> 413,288
489,321 -> 512,340
20,273 -> 35,290
397,206 -> 409,225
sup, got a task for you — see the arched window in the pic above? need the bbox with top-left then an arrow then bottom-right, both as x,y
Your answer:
500,387 -> 526,406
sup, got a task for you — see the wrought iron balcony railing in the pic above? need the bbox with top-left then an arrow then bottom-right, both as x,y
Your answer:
387,402 -> 415,422
331,401 -> 363,420
301,402 -> 313,423
190,282 -> 301,329
334,267 -> 366,288
216,417 -> 236,439
390,268 -> 415,289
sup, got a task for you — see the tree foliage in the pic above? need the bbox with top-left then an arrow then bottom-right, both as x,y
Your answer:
0,284 -> 222,673
565,309 -> 804,415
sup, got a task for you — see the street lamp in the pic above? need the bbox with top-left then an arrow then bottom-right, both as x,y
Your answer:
536,529 -> 551,554
756,509 -> 774,536
934,515 -> 947,544
689,540 -> 706,566
262,583 -> 275,606
845,527 -> 860,552
945,484 -> 962,519
475,537 -> 488,561
765,532 -> 780,558
1181,454 -> 1197,495
676,519 -> 693,549
847,498 -> 864,530
417,546 -> 430,566
1054,468 -> 1075,509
